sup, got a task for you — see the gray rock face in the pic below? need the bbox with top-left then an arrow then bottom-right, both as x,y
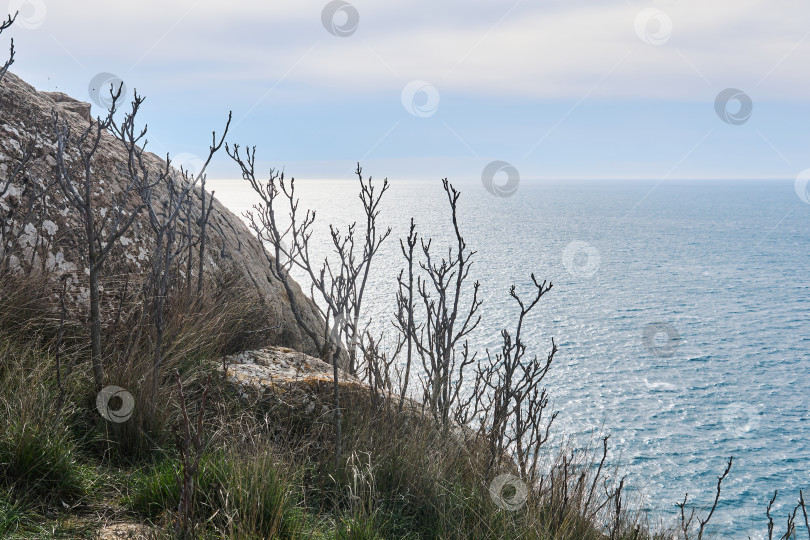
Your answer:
0,71 -> 326,357
42,91 -> 92,123
223,346 -> 426,422
223,346 -> 362,416
225,346 -> 360,391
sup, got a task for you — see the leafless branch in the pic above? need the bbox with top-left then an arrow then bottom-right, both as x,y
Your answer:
194,111 -> 231,295
54,82 -> 143,388
0,12 -> 16,83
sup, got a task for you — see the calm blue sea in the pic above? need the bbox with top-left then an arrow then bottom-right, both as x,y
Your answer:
209,177 -> 810,538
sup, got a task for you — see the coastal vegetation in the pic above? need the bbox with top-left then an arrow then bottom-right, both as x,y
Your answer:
1,12 -> 808,539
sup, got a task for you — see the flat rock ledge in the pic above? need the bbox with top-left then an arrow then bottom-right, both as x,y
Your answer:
221,346 -> 427,418
224,346 -> 362,393
95,522 -> 151,539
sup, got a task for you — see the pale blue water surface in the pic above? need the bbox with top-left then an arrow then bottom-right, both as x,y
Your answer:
209,177 -> 810,538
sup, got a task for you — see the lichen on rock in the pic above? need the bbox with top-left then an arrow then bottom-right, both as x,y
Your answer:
0,71 -> 326,356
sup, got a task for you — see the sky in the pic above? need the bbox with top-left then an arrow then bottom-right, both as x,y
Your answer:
4,0 -> 810,182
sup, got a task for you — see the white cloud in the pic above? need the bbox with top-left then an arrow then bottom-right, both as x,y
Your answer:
8,0 -> 810,100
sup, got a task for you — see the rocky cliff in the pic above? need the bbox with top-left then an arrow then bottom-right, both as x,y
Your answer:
0,71 -> 325,356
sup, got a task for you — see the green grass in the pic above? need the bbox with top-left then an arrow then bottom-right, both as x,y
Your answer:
0,271 -> 713,539
0,337 -> 97,513
0,321 -> 670,540
0,489 -> 37,538
335,511 -> 387,540
126,451 -> 303,538
126,459 -> 179,520
0,420 -> 93,505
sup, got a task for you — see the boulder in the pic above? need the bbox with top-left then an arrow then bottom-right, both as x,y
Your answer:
223,346 -> 422,417
225,346 -> 361,391
0,71 -> 326,357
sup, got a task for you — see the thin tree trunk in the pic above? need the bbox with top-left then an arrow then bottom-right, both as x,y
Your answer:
89,258 -> 103,388
150,230 -> 166,401
152,301 -> 165,400
399,255 -> 414,413
332,347 -> 342,468
197,187 -> 207,296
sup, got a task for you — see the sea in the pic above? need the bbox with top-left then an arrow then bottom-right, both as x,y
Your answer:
208,177 -> 810,538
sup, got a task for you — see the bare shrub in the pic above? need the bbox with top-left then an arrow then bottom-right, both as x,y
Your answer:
53,84 -> 144,388
226,146 -> 390,465
0,12 -> 16,82
404,179 -> 482,428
